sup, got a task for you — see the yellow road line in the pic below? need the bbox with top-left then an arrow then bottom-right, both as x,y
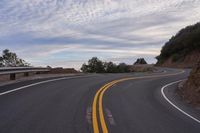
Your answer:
99,81 -> 118,133
92,70 -> 185,133
92,81 -> 115,133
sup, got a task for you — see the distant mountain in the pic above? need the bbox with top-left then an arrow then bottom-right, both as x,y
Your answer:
156,22 -> 200,68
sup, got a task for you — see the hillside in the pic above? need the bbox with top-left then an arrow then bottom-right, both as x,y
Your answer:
156,22 -> 200,68
179,60 -> 200,106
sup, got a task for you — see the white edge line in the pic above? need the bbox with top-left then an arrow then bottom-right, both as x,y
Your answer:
0,75 -> 89,96
161,80 -> 200,124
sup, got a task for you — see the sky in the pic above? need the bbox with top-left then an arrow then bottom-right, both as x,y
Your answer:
0,0 -> 200,69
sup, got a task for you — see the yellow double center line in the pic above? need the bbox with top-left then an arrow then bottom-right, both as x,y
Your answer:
92,70 -> 185,133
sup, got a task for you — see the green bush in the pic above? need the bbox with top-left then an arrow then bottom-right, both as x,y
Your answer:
172,54 -> 181,62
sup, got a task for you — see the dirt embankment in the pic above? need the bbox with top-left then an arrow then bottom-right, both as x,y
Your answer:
178,60 -> 200,106
48,68 -> 78,74
160,50 -> 200,68
129,64 -> 157,72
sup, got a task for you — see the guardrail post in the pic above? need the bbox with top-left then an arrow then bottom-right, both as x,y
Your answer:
24,72 -> 29,77
10,73 -> 16,80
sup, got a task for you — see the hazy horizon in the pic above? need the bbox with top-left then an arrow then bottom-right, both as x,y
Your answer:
0,0 -> 200,69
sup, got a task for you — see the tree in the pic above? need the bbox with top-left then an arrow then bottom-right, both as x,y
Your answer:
81,57 -> 131,73
0,49 -> 30,67
117,63 -> 129,73
81,57 -> 105,73
134,58 -> 147,65
104,62 -> 117,73
0,56 -> 4,67
81,63 -> 89,73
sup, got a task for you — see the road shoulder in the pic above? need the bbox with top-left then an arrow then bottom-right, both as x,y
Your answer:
161,80 -> 200,124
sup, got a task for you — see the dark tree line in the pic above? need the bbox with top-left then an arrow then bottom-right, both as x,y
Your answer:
81,57 -> 147,73
156,22 -> 200,64
0,49 -> 30,67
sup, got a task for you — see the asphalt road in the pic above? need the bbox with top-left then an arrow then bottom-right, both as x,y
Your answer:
0,68 -> 200,133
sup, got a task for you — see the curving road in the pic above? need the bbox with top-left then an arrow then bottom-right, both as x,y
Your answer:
0,68 -> 200,133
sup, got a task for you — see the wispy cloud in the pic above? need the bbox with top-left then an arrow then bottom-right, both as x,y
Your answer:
0,0 -> 200,69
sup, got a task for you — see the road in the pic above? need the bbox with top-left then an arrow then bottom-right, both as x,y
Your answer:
0,68 -> 200,133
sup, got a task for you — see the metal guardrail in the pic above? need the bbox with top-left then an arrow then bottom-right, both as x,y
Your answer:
0,67 -> 50,80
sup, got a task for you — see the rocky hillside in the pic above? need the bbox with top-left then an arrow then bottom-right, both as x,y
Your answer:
156,22 -> 200,68
179,60 -> 200,106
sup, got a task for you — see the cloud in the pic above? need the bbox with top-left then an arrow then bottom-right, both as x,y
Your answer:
0,0 -> 200,69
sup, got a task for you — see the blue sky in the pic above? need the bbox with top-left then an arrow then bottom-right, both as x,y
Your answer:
0,0 -> 200,69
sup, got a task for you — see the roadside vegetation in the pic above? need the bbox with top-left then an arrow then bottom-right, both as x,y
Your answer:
0,49 -> 30,67
156,22 -> 200,65
81,57 -> 149,73
81,57 -> 129,73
